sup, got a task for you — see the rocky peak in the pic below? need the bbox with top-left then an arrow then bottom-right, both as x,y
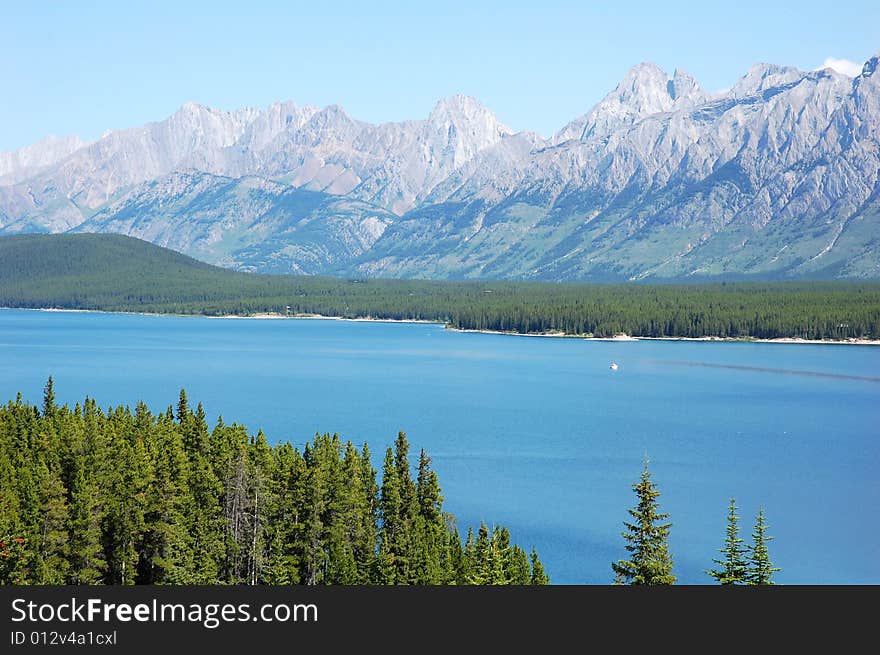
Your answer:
668,68 -> 702,102
0,134 -> 87,182
731,62 -> 804,97
425,95 -> 512,168
553,62 -> 711,144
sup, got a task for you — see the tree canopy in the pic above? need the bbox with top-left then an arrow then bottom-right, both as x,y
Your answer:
0,382 -> 547,586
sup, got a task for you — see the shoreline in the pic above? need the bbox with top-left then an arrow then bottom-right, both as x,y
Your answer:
5,306 -> 879,345
442,327 -> 880,346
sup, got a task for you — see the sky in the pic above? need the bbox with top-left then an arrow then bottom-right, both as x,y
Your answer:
1,0 -> 878,151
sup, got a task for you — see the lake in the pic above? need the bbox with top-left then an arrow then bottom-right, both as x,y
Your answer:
1,308 -> 877,584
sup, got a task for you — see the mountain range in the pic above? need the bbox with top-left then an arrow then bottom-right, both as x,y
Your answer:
1,55 -> 878,280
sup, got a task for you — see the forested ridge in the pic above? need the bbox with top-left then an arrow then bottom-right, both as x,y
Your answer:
1,233 -> 878,340
0,380 -> 548,586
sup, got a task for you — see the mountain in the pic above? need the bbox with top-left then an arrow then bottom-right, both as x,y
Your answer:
73,171 -> 395,274
358,56 -> 880,280
0,134 -> 89,185
1,55 -> 878,280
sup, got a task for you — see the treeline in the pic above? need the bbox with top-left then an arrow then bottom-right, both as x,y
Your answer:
0,380 -> 547,586
1,234 -> 879,340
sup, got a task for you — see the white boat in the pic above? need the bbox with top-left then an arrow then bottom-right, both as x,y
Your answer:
609,362 -> 619,371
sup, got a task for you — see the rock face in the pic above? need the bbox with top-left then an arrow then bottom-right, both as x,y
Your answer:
2,55 -> 879,279
358,56 -> 880,280
0,135 -> 88,185
73,171 -> 396,274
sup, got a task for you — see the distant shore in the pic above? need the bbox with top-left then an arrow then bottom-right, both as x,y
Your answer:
213,312 -> 444,325
445,326 -> 880,345
6,306 -> 880,345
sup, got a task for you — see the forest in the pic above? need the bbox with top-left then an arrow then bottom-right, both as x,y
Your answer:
0,380 -> 782,586
0,379 -> 548,586
1,233 -> 878,340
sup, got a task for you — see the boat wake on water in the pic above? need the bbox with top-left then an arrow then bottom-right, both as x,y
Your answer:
661,360 -> 880,383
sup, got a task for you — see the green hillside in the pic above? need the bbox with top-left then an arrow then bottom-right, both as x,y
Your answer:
0,233 -> 316,314
1,233 -> 878,340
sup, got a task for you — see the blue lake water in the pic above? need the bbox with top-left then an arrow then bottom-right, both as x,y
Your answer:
1,308 -> 878,584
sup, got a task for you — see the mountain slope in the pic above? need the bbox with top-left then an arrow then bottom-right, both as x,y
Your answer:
1,55 -> 878,280
353,56 -> 880,280
73,171 -> 396,274
0,95 -> 510,235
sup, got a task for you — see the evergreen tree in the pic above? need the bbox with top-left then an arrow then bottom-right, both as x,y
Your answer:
393,432 -> 419,583
611,461 -> 675,585
707,498 -> 748,585
356,444 -> 378,582
35,465 -> 69,584
746,508 -> 780,585
175,389 -> 188,424
263,443 -> 305,585
138,422 -> 190,584
42,376 -> 56,418
508,545 -> 531,585
468,522 -> 492,584
0,387 -> 546,587
67,468 -> 105,584
186,454 -> 224,584
488,527 -> 510,584
529,548 -> 549,585
443,524 -> 466,585
376,446 -> 400,584
415,449 -> 446,584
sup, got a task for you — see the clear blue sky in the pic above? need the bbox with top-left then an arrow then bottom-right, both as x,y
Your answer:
1,0 -> 877,150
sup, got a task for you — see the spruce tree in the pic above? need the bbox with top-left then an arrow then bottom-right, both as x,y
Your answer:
42,376 -> 56,418
468,522 -> 492,584
36,465 -> 69,584
529,548 -> 549,585
488,527 -> 510,584
707,497 -> 748,585
300,438 -> 330,585
611,460 -> 675,585
376,447 -> 400,584
67,468 -> 105,584
459,527 -> 476,585
176,389 -> 188,423
746,507 -> 780,585
508,545 -> 531,585
415,449 -> 446,583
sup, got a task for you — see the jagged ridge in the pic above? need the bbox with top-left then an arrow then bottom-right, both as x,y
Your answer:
1,55 -> 878,280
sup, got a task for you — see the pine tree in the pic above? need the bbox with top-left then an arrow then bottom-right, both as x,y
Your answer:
42,376 -> 56,418
508,545 -> 531,585
67,468 -> 106,584
707,498 -> 748,585
138,422 -> 191,584
458,527 -> 476,585
176,389 -> 188,423
393,432 -> 419,583
414,449 -> 446,583
468,522 -> 492,584
356,444 -> 378,582
443,524 -> 465,585
186,454 -> 224,584
611,460 -> 675,585
376,446 -> 400,584
746,507 -> 780,585
488,527 -> 510,584
529,548 -> 549,585
35,465 -> 69,584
